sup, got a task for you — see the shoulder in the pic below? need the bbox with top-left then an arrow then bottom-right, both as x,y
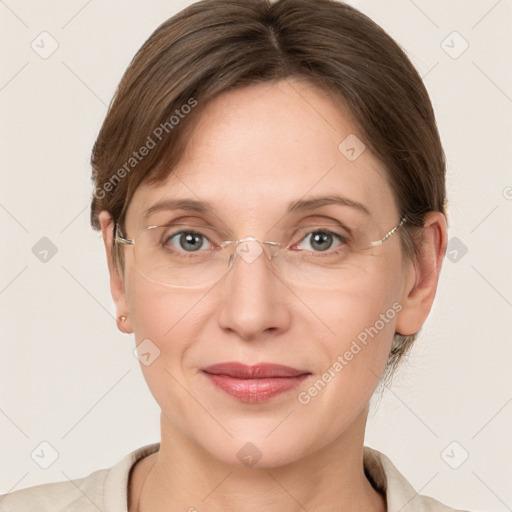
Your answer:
0,469 -> 108,511
0,442 -> 160,512
363,446 -> 471,512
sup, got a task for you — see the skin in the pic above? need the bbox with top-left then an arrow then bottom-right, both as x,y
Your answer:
99,78 -> 447,512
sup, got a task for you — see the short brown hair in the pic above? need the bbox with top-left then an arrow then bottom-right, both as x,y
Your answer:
90,0 -> 447,380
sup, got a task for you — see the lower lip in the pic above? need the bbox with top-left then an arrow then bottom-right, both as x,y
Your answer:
203,373 -> 309,403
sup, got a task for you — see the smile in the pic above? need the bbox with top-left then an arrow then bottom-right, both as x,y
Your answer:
201,362 -> 311,403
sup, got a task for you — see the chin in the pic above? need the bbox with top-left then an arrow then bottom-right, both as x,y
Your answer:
195,422 -> 319,469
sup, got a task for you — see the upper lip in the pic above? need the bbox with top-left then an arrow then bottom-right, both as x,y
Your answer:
201,362 -> 309,379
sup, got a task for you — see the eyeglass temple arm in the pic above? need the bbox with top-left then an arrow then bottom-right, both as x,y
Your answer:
114,224 -> 135,245
369,216 -> 407,247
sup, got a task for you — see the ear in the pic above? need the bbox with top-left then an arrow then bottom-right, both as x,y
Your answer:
98,211 -> 133,334
395,211 -> 448,336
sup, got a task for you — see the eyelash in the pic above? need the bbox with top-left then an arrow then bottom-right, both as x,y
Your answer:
160,227 -> 350,255
292,230 -> 347,253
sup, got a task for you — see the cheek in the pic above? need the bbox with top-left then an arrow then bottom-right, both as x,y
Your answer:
124,268 -> 210,379
309,262 -> 402,385
125,266 -> 199,337
313,287 -> 396,373
318,258 -> 401,336
294,278 -> 399,438
124,272 -> 210,421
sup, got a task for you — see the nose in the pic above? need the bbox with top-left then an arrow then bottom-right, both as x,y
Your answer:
216,238 -> 291,340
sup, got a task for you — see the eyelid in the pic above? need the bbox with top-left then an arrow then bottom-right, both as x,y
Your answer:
153,221 -> 231,241
155,221 -> 353,247
154,222 -> 226,238
289,222 -> 352,240
293,215 -> 355,230
290,227 -> 346,250
161,225 -> 217,241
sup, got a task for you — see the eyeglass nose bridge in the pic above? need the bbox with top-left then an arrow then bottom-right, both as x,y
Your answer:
221,237 -> 281,266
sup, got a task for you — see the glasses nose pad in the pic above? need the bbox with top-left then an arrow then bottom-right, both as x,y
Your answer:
234,237 -> 264,264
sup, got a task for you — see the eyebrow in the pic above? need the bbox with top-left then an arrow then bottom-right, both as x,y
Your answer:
143,194 -> 371,220
143,199 -> 213,220
285,194 -> 370,216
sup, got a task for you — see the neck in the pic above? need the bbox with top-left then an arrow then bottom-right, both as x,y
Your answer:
130,409 -> 386,512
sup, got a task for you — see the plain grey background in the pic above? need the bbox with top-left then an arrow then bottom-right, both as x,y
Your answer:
1,1 -> 511,510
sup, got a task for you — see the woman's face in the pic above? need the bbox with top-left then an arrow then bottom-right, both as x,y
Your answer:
116,78 -> 416,466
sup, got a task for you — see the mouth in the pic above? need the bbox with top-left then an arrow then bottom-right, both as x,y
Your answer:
201,362 -> 311,403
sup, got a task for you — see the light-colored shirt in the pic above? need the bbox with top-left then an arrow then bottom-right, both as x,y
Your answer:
0,443 -> 469,511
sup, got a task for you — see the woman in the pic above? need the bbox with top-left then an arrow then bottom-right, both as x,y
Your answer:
1,0 -> 470,510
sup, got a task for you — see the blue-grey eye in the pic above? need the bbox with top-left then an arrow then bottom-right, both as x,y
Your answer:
299,230 -> 343,252
166,231 -> 212,252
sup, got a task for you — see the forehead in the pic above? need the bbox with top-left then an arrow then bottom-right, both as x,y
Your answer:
126,79 -> 397,229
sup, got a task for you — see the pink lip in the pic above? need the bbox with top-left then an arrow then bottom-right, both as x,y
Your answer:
201,362 -> 310,403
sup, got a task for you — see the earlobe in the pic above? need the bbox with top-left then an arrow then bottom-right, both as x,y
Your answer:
395,211 -> 448,336
98,211 -> 134,334
116,314 -> 132,334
